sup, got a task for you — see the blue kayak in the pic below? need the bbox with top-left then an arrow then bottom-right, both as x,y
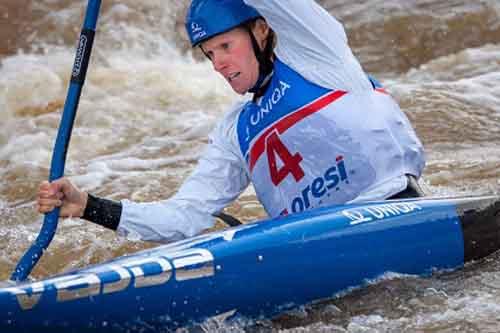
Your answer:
1,195 -> 499,332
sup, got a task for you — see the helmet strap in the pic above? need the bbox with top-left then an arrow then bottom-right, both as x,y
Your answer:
246,26 -> 275,98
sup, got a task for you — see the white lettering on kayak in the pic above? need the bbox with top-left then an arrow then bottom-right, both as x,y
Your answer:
3,281 -> 45,311
343,202 -> 423,225
3,248 -> 214,311
173,249 -> 214,282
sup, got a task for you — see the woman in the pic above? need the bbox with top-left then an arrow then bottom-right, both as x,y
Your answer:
37,0 -> 425,242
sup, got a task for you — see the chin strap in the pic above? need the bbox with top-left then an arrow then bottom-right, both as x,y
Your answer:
247,25 -> 275,99
249,70 -> 274,100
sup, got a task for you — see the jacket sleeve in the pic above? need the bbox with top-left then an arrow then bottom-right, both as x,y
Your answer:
244,0 -> 372,92
116,103 -> 250,243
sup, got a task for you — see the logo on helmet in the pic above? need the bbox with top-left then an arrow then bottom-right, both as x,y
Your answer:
191,22 -> 207,41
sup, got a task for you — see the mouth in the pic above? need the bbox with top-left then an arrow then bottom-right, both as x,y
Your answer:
227,72 -> 240,83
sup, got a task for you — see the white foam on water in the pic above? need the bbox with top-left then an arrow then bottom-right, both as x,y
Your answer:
0,27 -> 239,195
391,43 -> 500,113
0,51 -> 68,118
404,43 -> 500,82
0,131 -> 52,168
393,291 -> 500,332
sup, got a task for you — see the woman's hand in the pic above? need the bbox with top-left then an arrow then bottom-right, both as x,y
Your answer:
36,178 -> 88,218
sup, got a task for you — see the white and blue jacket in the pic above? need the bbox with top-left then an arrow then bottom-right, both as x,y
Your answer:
118,0 -> 425,242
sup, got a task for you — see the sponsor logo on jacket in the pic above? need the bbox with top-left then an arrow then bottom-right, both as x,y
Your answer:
281,155 -> 350,215
250,80 -> 292,127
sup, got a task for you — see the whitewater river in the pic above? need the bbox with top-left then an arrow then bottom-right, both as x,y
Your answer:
1,0 -> 500,332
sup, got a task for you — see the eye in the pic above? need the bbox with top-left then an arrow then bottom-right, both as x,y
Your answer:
221,42 -> 230,51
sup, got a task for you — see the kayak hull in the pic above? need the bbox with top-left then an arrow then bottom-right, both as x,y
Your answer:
1,196 -> 499,332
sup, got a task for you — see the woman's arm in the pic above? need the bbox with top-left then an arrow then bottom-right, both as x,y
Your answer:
117,104 -> 250,243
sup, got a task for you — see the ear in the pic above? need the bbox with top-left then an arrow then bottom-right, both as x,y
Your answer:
251,19 -> 270,51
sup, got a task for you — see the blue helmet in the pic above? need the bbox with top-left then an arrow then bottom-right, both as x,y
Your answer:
185,0 -> 261,47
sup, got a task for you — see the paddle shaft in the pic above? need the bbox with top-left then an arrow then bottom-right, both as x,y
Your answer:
10,0 -> 102,282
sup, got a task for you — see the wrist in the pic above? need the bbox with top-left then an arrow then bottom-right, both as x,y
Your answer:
79,192 -> 89,218
81,193 -> 122,231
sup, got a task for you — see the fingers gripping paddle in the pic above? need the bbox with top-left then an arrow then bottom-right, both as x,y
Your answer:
10,0 -> 102,282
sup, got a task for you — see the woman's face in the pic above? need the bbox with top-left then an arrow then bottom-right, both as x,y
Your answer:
201,22 -> 269,95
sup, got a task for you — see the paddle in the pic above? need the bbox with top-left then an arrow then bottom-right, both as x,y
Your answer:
10,0 -> 102,282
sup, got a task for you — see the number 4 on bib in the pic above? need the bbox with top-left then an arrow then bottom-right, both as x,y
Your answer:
266,131 -> 305,186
